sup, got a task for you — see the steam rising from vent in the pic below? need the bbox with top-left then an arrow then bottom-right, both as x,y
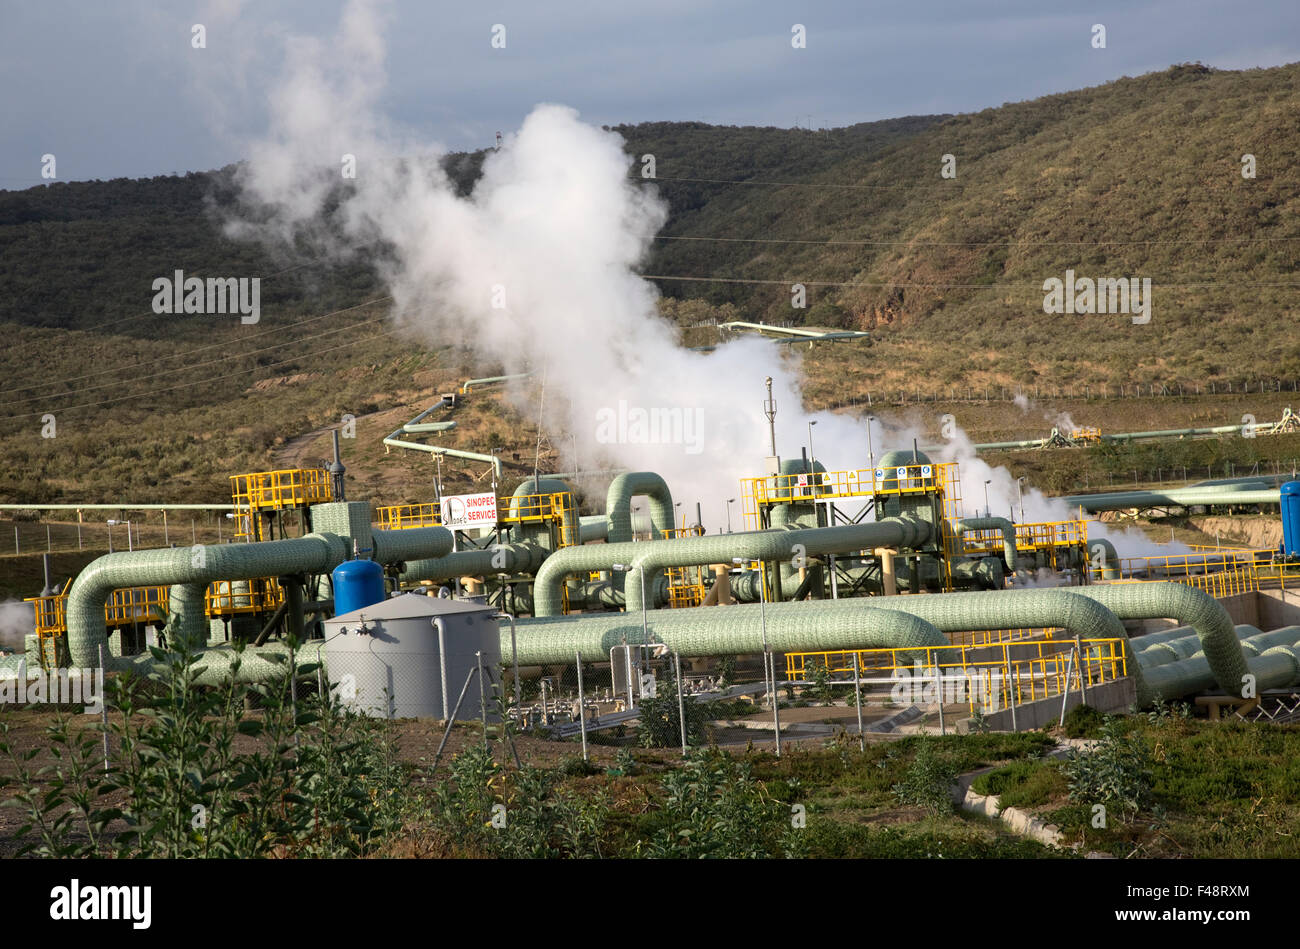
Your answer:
225,0 -> 1173,559
226,0 -> 868,523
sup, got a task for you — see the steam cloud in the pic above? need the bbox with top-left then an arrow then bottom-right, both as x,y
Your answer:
0,600 -> 35,652
227,0 -> 868,528
225,0 -> 1174,560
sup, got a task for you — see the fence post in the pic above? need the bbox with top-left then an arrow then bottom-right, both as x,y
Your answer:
853,651 -> 865,752
575,650 -> 589,761
477,650 -> 488,750
935,665 -> 946,736
1004,644 -> 1017,732
1058,648 -> 1076,727
674,651 -> 687,756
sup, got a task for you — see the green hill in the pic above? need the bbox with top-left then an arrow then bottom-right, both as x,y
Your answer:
1,62 -> 1298,505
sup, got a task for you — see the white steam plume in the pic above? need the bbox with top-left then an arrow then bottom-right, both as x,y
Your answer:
223,0 -> 1188,560
0,600 -> 34,653
226,0 -> 872,528
920,420 -> 1190,559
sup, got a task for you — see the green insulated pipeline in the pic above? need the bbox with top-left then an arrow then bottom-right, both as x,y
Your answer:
1140,628 -> 1300,700
952,518 -> 1020,570
514,583 -> 1262,706
64,525 -> 454,672
383,398 -> 503,481
1061,487 -> 1281,513
604,471 -> 675,544
533,517 -> 932,617
507,599 -> 948,664
1068,584 -> 1250,703
619,520 -> 933,614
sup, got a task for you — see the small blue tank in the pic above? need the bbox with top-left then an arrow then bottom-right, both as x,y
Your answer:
332,558 -> 386,616
1282,482 -> 1300,558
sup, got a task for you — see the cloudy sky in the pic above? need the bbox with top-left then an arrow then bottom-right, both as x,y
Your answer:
2,0 -> 1298,186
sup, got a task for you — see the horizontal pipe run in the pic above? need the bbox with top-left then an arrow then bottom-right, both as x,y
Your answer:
1061,488 -> 1281,512
509,600 -> 946,664
621,520 -> 933,614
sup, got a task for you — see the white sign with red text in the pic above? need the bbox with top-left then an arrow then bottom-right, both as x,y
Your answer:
439,492 -> 499,530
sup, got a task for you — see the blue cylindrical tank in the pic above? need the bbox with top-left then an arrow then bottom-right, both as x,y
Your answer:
332,559 -> 386,616
1281,482 -> 1300,558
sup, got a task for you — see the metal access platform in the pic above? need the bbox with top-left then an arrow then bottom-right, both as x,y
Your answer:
230,468 -> 333,541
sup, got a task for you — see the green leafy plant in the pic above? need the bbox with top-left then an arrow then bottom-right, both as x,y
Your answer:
804,657 -> 835,706
647,749 -> 785,858
1062,703 -> 1105,738
1064,717 -> 1154,819
1,640 -> 405,858
636,669 -> 708,748
891,738 -> 958,815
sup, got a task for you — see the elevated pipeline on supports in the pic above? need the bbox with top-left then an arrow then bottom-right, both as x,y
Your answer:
1061,486 -> 1281,513
64,525 -> 454,678
508,599 -> 945,664
532,517 -> 932,617
382,398 -> 503,481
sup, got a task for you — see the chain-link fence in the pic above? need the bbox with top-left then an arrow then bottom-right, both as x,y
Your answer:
1,509 -> 231,558
817,377 -> 1300,411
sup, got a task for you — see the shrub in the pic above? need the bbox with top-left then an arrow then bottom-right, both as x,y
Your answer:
891,738 -> 958,815
1062,703 -> 1106,738
1064,718 -> 1154,818
636,668 -> 708,749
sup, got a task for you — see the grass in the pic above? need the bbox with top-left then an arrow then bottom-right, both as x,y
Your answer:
971,759 -> 1068,809
991,715 -> 1300,858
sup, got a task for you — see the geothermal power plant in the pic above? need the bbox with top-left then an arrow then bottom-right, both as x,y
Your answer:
14,389 -> 1300,737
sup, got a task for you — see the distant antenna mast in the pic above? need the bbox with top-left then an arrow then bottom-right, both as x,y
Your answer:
533,364 -> 548,487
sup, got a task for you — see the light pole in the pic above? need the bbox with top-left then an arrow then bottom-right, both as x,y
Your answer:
807,420 -> 818,471
1016,477 -> 1026,523
866,415 -> 876,470
726,498 -> 735,533
763,377 -> 778,458
983,480 -> 992,519
674,502 -> 683,532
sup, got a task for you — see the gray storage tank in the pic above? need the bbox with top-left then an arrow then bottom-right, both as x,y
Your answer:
322,593 -> 500,720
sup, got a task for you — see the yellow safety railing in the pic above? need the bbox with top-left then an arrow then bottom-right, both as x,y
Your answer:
27,582 -> 171,669
959,519 -> 1089,573
206,577 -> 285,616
740,462 -> 961,530
28,582 -> 171,635
1116,550 -> 1260,577
785,637 -> 1129,713
1101,563 -> 1260,597
375,502 -> 442,529
230,468 -> 333,540
658,526 -> 708,607
104,586 -> 170,626
378,492 -> 579,544
26,576 -> 292,667
944,626 -> 1064,647
502,492 -> 578,547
